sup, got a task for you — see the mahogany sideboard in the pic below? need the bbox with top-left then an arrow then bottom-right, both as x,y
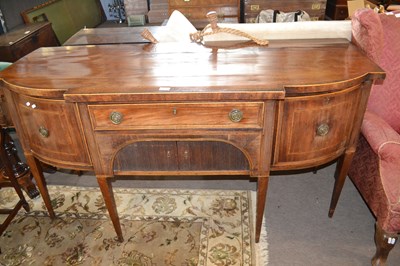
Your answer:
0,39 -> 384,243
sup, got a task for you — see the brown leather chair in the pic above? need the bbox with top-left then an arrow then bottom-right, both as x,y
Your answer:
0,126 -> 30,251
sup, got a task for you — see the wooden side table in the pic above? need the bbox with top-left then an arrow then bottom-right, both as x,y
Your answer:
0,22 -> 60,63
326,0 -> 349,20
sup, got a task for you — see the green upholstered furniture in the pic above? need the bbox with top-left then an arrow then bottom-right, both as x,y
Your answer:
21,0 -> 106,44
0,62 -> 11,71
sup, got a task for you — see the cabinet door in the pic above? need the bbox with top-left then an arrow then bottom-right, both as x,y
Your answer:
177,141 -> 249,171
113,141 -> 179,172
112,140 -> 249,172
273,85 -> 361,169
15,94 -> 91,168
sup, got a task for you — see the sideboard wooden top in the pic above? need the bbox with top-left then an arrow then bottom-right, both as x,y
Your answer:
0,39 -> 384,101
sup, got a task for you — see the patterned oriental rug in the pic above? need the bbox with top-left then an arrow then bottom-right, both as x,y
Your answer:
0,186 -> 268,265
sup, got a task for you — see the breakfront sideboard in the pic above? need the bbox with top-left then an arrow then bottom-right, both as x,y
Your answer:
0,39 -> 384,243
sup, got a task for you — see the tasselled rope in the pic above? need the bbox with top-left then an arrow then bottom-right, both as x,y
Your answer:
141,11 -> 269,46
190,11 -> 269,46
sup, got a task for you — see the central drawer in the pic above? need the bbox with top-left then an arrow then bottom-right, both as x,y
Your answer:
89,102 -> 264,130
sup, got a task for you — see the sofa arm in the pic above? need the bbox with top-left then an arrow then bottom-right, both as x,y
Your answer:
351,8 -> 384,65
361,111 -> 400,203
362,111 -> 400,155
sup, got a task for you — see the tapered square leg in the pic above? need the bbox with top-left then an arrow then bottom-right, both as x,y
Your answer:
25,154 -> 55,219
97,176 -> 124,242
256,176 -> 269,243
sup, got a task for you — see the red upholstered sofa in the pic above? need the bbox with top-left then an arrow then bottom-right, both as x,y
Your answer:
343,8 -> 400,265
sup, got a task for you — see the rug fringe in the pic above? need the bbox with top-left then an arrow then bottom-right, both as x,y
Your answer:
251,191 -> 269,265
256,218 -> 269,265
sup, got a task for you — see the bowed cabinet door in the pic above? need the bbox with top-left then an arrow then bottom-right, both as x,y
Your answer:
14,93 -> 91,169
272,84 -> 362,170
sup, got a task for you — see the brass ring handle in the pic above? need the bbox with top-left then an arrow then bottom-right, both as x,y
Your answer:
229,109 -> 243,123
38,126 -> 49,138
110,111 -> 123,125
316,123 -> 329,136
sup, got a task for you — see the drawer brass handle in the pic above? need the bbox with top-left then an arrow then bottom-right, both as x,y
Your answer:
110,111 -> 123,125
316,123 -> 329,136
38,126 -> 49,138
229,109 -> 243,123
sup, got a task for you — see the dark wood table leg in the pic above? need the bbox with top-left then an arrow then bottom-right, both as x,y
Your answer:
256,176 -> 269,243
2,130 -> 39,199
97,175 -> 124,242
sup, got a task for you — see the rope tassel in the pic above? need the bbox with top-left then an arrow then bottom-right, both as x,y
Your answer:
141,28 -> 158,43
141,11 -> 269,46
190,11 -> 269,46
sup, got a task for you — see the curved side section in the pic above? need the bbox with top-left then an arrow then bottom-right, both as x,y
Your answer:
273,83 -> 364,170
31,151 -> 94,171
1,80 -> 67,99
284,74 -> 384,96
